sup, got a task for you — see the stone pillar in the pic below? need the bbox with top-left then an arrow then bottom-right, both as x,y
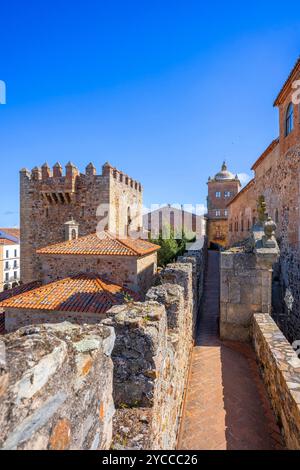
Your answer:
220,223 -> 280,342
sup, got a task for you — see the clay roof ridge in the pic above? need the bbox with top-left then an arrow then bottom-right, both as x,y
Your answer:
94,276 -> 119,307
251,138 -> 279,171
273,57 -> 300,106
226,178 -> 255,207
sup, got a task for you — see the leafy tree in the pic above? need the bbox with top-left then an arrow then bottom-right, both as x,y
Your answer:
150,225 -> 196,267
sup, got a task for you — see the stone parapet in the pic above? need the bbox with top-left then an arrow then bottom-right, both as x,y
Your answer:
220,223 -> 279,342
0,322 -> 115,450
108,245 -> 206,449
252,314 -> 300,449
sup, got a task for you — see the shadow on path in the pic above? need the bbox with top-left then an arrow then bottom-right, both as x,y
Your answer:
178,251 -> 285,450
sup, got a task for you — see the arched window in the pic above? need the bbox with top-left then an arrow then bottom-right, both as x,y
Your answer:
71,229 -> 77,240
285,103 -> 294,136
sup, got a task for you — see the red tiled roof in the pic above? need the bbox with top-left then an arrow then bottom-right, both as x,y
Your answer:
273,57 -> 300,106
251,138 -> 279,171
0,273 -> 139,314
0,238 -> 18,245
37,232 -> 160,257
226,178 -> 255,207
0,228 -> 20,239
0,281 -> 41,303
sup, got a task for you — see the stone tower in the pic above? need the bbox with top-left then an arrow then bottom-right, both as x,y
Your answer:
206,162 -> 240,248
20,162 -> 143,283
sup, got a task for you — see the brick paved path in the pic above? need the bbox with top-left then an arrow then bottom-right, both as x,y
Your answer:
177,251 -> 285,450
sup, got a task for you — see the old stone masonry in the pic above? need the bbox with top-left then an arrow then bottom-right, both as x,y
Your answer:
1,58 -> 300,451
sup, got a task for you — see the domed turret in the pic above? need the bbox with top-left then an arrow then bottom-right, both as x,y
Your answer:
214,161 -> 235,182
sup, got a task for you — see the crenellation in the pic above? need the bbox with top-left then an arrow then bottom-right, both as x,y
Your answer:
31,167 -> 41,181
53,162 -> 63,178
20,161 -> 144,283
41,163 -> 52,180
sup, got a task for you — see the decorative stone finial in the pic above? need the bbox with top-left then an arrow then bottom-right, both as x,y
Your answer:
257,195 -> 267,225
264,217 -> 276,240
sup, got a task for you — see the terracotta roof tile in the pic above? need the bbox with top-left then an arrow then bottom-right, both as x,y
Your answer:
0,238 -> 18,245
0,281 -> 41,303
0,273 -> 139,314
37,231 -> 159,257
251,138 -> 279,171
227,179 -> 255,207
0,228 -> 20,239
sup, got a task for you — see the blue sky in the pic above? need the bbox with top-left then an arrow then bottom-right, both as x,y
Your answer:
0,1 -> 300,226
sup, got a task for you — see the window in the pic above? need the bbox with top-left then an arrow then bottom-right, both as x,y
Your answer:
275,209 -> 279,224
224,191 -> 231,198
285,103 -> 294,136
224,209 -> 228,217
241,219 -> 244,232
215,210 -> 221,217
247,220 -> 250,231
215,191 -> 221,198
14,271 -> 17,280
5,261 -> 9,270
6,250 -> 9,258
14,260 -> 17,268
170,211 -> 175,229
5,273 -> 9,282
14,249 -> 17,258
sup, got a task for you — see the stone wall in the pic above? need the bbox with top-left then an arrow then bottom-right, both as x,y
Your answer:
5,308 -> 109,333
220,227 -> 279,341
227,137 -> 300,341
109,244 -> 206,450
38,252 -> 157,295
0,322 -> 115,450
252,314 -> 300,450
20,162 -> 143,284
1,243 -> 207,450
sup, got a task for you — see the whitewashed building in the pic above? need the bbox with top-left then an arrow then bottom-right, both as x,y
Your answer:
0,229 -> 20,292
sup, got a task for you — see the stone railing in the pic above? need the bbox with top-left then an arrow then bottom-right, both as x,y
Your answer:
0,323 -> 115,450
252,314 -> 300,450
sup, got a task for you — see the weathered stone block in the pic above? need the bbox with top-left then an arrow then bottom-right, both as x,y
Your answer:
0,322 -> 115,450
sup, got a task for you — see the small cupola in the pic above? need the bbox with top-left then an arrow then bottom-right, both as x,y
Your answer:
64,219 -> 79,241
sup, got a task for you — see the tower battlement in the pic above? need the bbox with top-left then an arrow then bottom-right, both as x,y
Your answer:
20,161 -> 143,284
